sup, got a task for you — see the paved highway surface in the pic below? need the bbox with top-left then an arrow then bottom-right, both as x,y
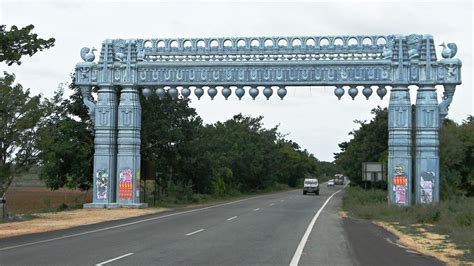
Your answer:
0,184 -> 442,265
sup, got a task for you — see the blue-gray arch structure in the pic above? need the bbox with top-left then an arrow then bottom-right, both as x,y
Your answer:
76,34 -> 462,208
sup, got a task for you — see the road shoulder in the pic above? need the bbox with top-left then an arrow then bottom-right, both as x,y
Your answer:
0,208 -> 168,238
297,188 -> 356,265
342,217 -> 444,266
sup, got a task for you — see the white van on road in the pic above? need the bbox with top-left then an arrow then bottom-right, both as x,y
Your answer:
303,178 -> 319,195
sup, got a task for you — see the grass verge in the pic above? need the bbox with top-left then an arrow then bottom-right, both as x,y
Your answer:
342,185 -> 473,264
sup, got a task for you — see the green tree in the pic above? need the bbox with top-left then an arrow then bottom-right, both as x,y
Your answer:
0,24 -> 55,196
140,94 -> 203,195
37,81 -> 94,190
190,114 -> 321,194
318,161 -> 342,178
334,107 -> 388,186
0,24 -> 55,65
439,117 -> 474,198
0,72 -> 43,195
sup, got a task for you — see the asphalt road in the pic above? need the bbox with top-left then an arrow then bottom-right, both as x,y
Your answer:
0,184 -> 442,266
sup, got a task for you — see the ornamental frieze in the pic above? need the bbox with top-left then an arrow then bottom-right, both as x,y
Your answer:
133,66 -> 393,85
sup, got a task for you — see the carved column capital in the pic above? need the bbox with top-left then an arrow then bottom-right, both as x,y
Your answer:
78,85 -> 96,124
439,84 -> 456,127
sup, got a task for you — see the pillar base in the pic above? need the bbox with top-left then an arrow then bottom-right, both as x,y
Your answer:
83,203 -> 148,209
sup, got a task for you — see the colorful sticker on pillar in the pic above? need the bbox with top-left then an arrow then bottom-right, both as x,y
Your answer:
119,168 -> 133,199
420,172 -> 434,204
393,165 -> 407,205
394,176 -> 407,204
96,169 -> 108,200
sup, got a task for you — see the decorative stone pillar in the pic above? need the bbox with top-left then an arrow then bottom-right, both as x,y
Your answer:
415,85 -> 439,204
116,86 -> 146,207
83,85 -> 118,207
388,85 -> 412,206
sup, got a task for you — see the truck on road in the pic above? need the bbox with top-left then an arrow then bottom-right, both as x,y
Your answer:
334,174 -> 345,185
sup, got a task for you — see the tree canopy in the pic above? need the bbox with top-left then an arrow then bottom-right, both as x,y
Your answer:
0,72 -> 44,195
439,116 -> 474,198
37,82 -> 94,190
334,107 -> 388,186
0,24 -> 55,197
139,94 -> 325,196
0,24 -> 55,66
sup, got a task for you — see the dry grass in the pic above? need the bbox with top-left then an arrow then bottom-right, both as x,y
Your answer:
338,210 -> 349,218
1,186 -> 169,239
0,208 -> 168,238
5,187 -> 92,214
375,221 -> 468,266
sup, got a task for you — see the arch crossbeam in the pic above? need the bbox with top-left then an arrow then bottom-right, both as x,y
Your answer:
76,34 -> 460,88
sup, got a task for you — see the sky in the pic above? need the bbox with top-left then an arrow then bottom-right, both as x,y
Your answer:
1,0 -> 473,162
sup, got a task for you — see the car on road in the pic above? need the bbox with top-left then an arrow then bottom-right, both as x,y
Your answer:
327,179 -> 335,186
303,178 -> 319,195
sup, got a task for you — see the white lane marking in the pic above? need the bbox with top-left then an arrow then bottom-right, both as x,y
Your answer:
95,253 -> 134,266
280,200 -> 285,202
0,195 -> 262,251
186,229 -> 204,236
269,203 -> 275,206
253,208 -> 260,211
226,216 -> 238,221
289,183 -> 348,266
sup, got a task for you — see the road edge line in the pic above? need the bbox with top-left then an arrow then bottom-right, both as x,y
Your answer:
289,183 -> 348,266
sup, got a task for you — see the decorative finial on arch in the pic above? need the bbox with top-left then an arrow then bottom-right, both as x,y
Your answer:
440,42 -> 457,59
80,47 -> 97,62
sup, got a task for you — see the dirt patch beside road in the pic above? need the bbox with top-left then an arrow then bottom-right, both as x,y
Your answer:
0,208 -> 168,238
5,187 -> 92,214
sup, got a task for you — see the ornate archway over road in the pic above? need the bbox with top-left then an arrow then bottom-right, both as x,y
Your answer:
75,34 -> 462,208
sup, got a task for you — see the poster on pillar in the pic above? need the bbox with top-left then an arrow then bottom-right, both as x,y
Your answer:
420,172 -> 435,204
95,169 -> 109,200
393,166 -> 407,205
119,168 -> 133,199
